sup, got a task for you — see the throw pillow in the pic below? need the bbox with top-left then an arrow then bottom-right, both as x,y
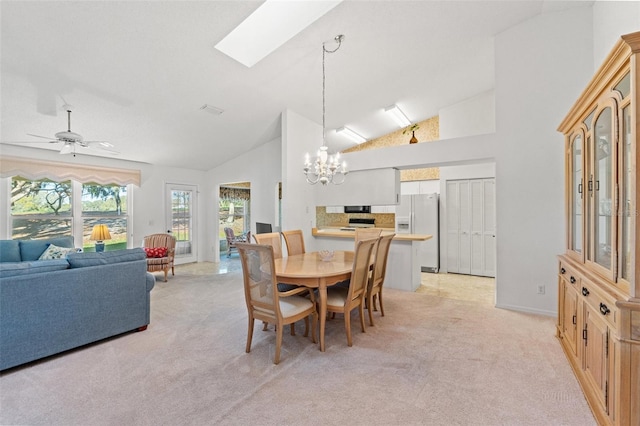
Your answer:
38,244 -> 79,260
144,247 -> 168,258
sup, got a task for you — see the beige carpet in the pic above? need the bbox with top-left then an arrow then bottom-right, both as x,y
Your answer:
0,265 -> 595,425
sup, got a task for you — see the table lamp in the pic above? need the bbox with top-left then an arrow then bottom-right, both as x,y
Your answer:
90,224 -> 111,252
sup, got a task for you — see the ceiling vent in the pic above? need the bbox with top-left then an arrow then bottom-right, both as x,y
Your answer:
200,104 -> 224,115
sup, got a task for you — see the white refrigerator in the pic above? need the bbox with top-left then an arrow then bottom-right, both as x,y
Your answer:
395,193 -> 439,273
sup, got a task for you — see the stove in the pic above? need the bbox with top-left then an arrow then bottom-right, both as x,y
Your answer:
340,218 -> 375,231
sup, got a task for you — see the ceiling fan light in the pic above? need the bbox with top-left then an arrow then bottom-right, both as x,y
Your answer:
59,143 -> 73,155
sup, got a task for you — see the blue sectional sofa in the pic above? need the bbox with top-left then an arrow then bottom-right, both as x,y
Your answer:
0,238 -> 155,371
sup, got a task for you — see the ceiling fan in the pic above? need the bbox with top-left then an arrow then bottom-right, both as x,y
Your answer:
18,104 -> 119,156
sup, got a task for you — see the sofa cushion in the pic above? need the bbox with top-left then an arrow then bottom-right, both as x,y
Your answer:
0,240 -> 21,263
19,237 -> 75,261
67,248 -> 146,268
38,244 -> 79,260
0,259 -> 69,278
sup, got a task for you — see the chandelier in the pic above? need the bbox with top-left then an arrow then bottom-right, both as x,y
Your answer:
304,35 -> 348,185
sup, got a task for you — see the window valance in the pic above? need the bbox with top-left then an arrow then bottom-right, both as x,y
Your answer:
220,186 -> 250,201
0,156 -> 141,186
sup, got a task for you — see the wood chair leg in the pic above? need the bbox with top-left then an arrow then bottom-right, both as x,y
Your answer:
344,311 -> 352,347
262,321 -> 268,331
274,322 -> 283,365
378,291 -> 385,317
163,268 -> 168,282
246,317 -> 255,353
367,294 -> 375,326
303,317 -> 309,337
290,324 -> 295,336
358,301 -> 366,333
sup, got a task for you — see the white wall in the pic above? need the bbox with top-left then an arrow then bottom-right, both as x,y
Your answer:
281,109 -> 323,251
494,6 -> 593,315
205,137 -> 281,261
592,1 -> 640,68
439,90 -> 495,140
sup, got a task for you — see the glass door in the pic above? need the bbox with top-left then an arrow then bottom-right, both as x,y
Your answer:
588,105 -> 616,280
166,183 -> 197,264
569,131 -> 584,259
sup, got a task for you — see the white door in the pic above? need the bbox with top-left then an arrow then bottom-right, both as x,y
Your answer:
482,179 -> 496,277
445,178 -> 495,277
446,181 -> 461,273
166,183 -> 197,265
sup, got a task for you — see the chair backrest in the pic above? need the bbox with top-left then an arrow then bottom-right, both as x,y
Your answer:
281,230 -> 305,256
252,232 -> 283,259
355,228 -> 382,244
143,233 -> 176,258
224,227 -> 234,243
347,237 -> 378,302
370,233 -> 394,291
236,243 -> 281,320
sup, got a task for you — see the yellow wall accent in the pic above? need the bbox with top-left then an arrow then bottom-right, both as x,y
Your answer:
342,116 -> 440,181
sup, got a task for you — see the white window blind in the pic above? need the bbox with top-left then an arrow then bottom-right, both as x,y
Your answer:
0,156 -> 141,186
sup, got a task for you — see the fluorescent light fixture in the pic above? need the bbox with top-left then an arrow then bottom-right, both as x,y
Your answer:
336,126 -> 366,144
384,104 -> 411,128
215,0 -> 343,68
200,104 -> 224,115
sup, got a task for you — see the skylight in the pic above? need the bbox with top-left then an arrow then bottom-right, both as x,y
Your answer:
215,0 -> 343,68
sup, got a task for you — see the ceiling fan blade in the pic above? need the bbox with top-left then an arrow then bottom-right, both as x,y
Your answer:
84,141 -> 119,155
27,133 -> 58,141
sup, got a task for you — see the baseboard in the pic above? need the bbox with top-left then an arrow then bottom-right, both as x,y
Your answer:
494,303 -> 556,317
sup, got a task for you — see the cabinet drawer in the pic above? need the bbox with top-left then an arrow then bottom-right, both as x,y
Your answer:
580,281 -> 618,329
559,262 -> 581,290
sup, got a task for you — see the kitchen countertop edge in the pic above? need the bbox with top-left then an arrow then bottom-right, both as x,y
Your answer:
312,228 -> 432,241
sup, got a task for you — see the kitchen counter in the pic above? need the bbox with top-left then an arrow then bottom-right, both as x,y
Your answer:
311,228 -> 431,292
312,228 -> 431,242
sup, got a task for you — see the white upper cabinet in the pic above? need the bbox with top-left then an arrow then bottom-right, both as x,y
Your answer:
315,168 -> 400,207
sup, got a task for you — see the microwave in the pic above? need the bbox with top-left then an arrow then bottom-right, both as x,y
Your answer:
344,205 -> 371,214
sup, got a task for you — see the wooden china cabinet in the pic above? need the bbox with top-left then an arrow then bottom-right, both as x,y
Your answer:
557,31 -> 640,426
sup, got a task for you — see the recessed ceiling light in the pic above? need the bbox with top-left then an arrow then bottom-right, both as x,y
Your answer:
336,126 -> 366,144
384,104 -> 411,128
200,104 -> 224,115
215,0 -> 343,68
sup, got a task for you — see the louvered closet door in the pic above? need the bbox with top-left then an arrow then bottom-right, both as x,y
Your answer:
445,178 -> 495,277
446,181 -> 461,273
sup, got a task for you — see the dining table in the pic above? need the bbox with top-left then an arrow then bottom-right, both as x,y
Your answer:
273,250 -> 354,352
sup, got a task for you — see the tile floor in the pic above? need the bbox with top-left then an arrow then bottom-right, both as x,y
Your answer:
176,255 -> 496,305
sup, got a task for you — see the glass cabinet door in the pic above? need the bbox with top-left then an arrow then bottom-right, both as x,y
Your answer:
591,107 -> 614,273
570,133 -> 583,255
620,104 -> 632,281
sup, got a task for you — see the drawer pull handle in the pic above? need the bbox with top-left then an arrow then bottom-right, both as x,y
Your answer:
560,267 -> 566,274
582,287 -> 590,296
572,315 -> 577,325
570,276 -> 576,284
599,303 -> 610,316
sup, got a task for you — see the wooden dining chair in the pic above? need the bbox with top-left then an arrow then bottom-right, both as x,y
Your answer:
235,243 -> 317,365
354,228 -> 382,244
252,232 -> 283,259
325,237 -> 378,347
366,233 -> 394,326
252,231 -> 297,333
281,229 -> 305,256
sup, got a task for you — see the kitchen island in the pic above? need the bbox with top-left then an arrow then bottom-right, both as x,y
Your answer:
311,228 -> 432,292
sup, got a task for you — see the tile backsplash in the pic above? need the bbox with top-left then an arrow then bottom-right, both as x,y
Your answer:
316,207 -> 395,229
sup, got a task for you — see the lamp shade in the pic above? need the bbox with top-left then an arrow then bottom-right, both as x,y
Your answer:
90,224 -> 111,241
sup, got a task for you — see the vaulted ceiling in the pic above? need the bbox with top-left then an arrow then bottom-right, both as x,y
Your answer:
0,1 -> 591,170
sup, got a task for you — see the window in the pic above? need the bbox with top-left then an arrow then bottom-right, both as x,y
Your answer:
82,184 -> 128,251
10,177 -> 129,250
11,178 -> 72,239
